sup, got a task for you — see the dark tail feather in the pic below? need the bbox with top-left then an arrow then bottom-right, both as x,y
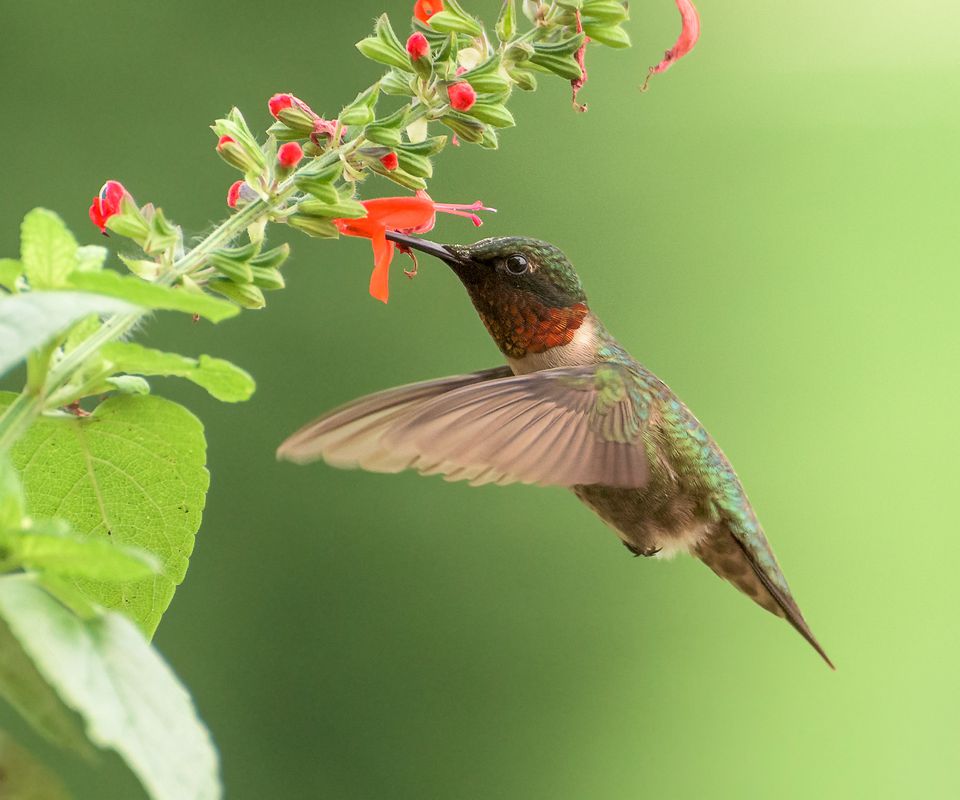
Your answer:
695,528 -> 834,669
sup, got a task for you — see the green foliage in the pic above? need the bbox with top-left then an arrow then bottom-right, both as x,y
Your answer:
67,272 -> 238,323
21,210 -> 79,290
0,292 -> 137,378
0,393 -> 208,636
101,342 -> 255,403
0,575 -> 220,800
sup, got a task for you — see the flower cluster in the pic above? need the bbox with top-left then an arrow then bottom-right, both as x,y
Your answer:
87,0 -> 660,305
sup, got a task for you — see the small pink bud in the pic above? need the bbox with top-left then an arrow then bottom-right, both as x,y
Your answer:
277,141 -> 303,168
227,180 -> 244,209
406,32 -> 430,61
447,82 -> 476,112
380,152 -> 399,171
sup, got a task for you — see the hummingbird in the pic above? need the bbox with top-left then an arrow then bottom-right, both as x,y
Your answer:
278,233 -> 833,668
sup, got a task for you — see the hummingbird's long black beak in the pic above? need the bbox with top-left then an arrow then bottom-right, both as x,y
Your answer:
384,231 -> 464,267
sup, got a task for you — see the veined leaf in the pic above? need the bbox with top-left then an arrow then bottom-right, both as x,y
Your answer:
0,393 -> 209,635
75,245 -> 108,273
102,342 -> 255,403
0,292 -> 137,379
67,271 -> 239,323
21,210 -> 78,289
0,259 -> 23,292
0,575 -> 221,800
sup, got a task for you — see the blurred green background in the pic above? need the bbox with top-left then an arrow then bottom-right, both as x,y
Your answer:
2,0 -> 959,797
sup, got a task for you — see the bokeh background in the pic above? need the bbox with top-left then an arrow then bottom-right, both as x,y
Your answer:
2,1 -> 959,797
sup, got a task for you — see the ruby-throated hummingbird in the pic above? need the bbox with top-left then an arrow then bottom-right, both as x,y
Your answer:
278,234 -> 833,667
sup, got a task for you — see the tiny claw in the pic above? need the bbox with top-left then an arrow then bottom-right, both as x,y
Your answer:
398,246 -> 419,279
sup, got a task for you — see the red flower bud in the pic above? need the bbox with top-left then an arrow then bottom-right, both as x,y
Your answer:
88,180 -> 128,234
227,180 -> 244,209
277,142 -> 304,168
414,0 -> 443,24
216,135 -> 235,150
268,93 -> 295,119
380,152 -> 399,171
406,32 -> 430,60
447,82 -> 476,112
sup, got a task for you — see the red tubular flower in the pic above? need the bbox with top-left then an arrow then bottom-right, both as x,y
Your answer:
414,0 -> 443,24
335,191 -> 495,303
88,180 -> 128,234
406,32 -> 430,60
380,152 -> 399,171
447,82 -> 476,112
646,0 -> 700,83
277,141 -> 303,168
227,181 -> 244,209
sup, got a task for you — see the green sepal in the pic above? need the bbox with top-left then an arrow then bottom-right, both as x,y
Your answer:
363,124 -> 403,147
396,151 -> 433,178
265,121 -> 303,143
532,33 -> 586,57
464,101 -> 515,128
212,108 -> 267,172
208,279 -> 266,309
208,253 -> 254,284
379,70 -> 416,96
249,243 -> 290,269
435,32 -> 460,64
439,112 -> 487,144
118,254 -> 161,281
479,128 -> 500,150
583,23 -> 631,48
396,135 -> 448,156
556,0 -> 583,8
426,0 -> 483,36
368,163 -> 429,191
250,266 -> 285,290
276,106 -> 315,134
340,84 -> 381,127
506,65 -> 538,91
286,215 -> 341,239
528,52 -> 584,81
356,14 -> 412,72
459,55 -> 511,94
104,197 -> 150,244
496,0 -> 516,41
297,193 -> 367,219
583,0 -> 629,24
143,207 -> 180,255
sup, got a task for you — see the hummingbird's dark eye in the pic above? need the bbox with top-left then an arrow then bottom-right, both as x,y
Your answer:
504,254 -> 529,275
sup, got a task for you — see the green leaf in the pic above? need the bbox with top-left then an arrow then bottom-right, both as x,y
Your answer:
3,523 -> 160,582
0,393 -> 209,635
0,616 -> 91,755
75,245 -> 108,273
0,456 -> 25,531
0,292 -> 137,379
496,0 -> 516,41
0,575 -> 221,800
0,259 -> 23,292
102,342 -> 255,403
20,210 -> 79,290
0,731 -> 74,799
106,375 -> 151,395
67,271 -> 239,323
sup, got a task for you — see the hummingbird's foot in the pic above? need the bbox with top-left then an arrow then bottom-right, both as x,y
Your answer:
623,541 -> 662,558
397,246 -> 419,279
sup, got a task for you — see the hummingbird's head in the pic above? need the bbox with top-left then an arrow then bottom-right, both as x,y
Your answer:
387,233 -> 590,359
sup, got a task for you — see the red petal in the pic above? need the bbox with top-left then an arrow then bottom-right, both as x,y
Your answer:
414,0 -> 443,24
649,0 -> 700,75
369,229 -> 394,303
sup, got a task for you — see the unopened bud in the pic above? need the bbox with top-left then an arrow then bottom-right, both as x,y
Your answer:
447,82 -> 477,111
277,142 -> 304,168
406,32 -> 430,60
379,152 -> 399,171
216,135 -> 260,174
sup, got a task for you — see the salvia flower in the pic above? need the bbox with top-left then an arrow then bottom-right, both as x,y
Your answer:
88,180 -> 128,234
414,0 -> 444,24
380,152 -> 399,171
447,82 -> 477,112
406,32 -> 430,60
278,141 -> 304,168
644,0 -> 700,88
334,191 -> 494,303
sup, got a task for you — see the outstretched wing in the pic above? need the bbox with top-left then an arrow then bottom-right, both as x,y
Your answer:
278,364 -> 651,488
